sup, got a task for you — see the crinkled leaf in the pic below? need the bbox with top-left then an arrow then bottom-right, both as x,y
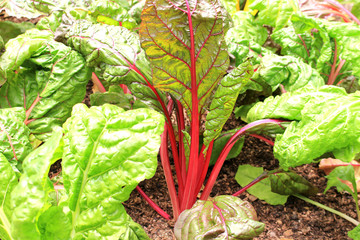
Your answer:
62,104 -> 164,239
204,61 -> 253,146
0,21 -> 34,44
220,0 -> 239,15
0,0 -> 131,19
291,14 -> 332,75
271,26 -> 325,71
269,171 -> 318,196
226,11 -> 268,46
0,108 -> 32,166
11,128 -> 63,240
235,164 -> 288,205
0,29 -> 91,140
324,165 -> 358,199
253,54 -> 324,92
0,153 -> 17,240
66,20 -> 166,113
90,85 -> 133,110
249,0 -> 299,31
140,0 -> 231,119
174,195 -> 264,240
119,219 -> 150,240
37,206 -> 72,240
247,85 -> 360,169
349,224 -> 360,240
324,21 -> 360,79
227,39 -> 273,67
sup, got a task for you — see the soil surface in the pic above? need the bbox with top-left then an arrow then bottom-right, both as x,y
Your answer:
124,117 -> 357,240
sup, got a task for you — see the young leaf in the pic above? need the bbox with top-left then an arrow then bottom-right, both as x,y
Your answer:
204,61 -> 253,146
349,224 -> 360,240
66,20 -> 166,113
235,164 -> 288,205
324,165 -> 358,198
0,153 -> 17,240
247,85 -> 360,169
37,206 -> 72,240
210,133 -> 244,166
62,104 -> 164,239
0,21 -> 34,44
11,128 -> 64,240
0,108 -> 33,166
174,195 -> 265,239
249,0 -> 299,31
269,171 -> 318,196
139,0 -> 231,119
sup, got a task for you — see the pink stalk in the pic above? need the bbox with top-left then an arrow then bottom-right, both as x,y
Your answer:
176,100 -> 187,190
327,39 -> 338,85
181,0 -> 200,211
324,0 -> 360,25
136,186 -> 171,220
297,34 -> 310,57
160,125 -> 180,219
195,141 -> 214,198
91,72 -> 106,93
119,84 -> 131,94
25,94 -> 42,123
249,134 -> 275,146
200,119 -> 286,200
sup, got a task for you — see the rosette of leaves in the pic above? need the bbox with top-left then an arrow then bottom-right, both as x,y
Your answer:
0,28 -> 91,140
174,195 -> 264,239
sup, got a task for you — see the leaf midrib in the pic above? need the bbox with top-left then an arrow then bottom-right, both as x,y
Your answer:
71,121 -> 107,238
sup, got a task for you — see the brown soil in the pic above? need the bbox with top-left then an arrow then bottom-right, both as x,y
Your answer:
124,121 -> 357,240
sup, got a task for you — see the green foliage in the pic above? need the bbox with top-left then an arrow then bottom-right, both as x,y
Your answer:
0,21 -> 34,44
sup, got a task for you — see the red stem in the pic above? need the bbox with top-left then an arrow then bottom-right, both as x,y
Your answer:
25,94 -> 42,123
249,134 -> 275,146
160,125 -> 180,219
232,173 -> 269,197
91,72 -> 106,93
181,0 -> 200,211
195,141 -> 214,198
323,0 -> 360,25
176,100 -> 187,190
136,186 -> 171,220
200,119 -> 286,200
119,84 -> 131,94
297,34 -> 310,57
327,39 -> 338,85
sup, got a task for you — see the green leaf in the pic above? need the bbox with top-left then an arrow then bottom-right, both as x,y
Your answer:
11,128 -> 64,240
210,133 -> 244,166
174,195 -> 264,240
0,153 -> 17,240
226,11 -> 268,45
0,21 -> 34,44
323,21 -> 360,79
253,54 -> 325,92
66,20 -> 166,113
90,85 -> 132,110
269,171 -> 318,196
249,0 -> 299,31
118,219 -> 150,240
291,14 -> 332,75
204,61 -> 253,146
349,224 -> 360,240
324,165 -> 358,199
37,206 -> 72,240
0,108 -> 33,166
140,0 -> 231,119
0,35 -> 4,51
62,104 -> 164,239
0,29 -> 91,140
235,165 -> 288,205
247,85 -> 360,169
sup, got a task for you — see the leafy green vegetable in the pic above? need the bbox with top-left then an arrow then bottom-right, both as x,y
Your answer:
253,54 -> 324,92
235,164 -> 288,205
62,104 -> 163,238
249,0 -> 299,31
11,128 -> 64,239
66,20 -> 166,113
247,85 -> 360,169
0,21 -> 34,44
0,153 -> 17,240
204,61 -> 253,146
324,165 -> 358,200
174,195 -> 265,239
0,29 -> 91,140
349,224 -> 360,240
0,108 -> 33,167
